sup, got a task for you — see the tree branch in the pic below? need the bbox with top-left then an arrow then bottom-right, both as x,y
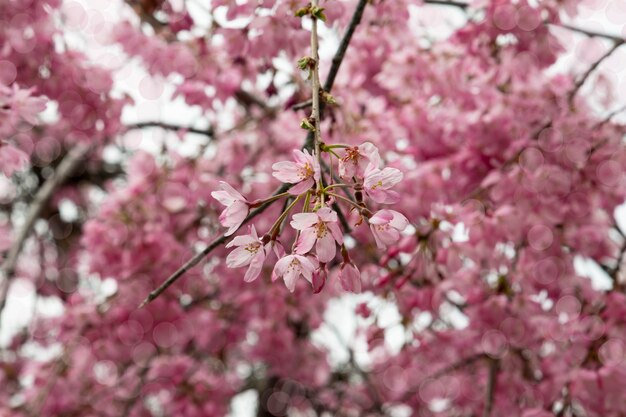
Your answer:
568,39 -> 625,105
126,121 -> 214,138
422,0 -> 625,43
138,184 -> 289,308
483,358 -> 499,417
0,144 -> 91,324
323,0 -> 368,93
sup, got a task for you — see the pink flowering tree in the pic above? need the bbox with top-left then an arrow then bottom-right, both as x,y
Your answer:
1,0 -> 626,416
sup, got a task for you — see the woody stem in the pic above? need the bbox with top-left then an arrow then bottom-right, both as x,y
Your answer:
310,0 -> 324,205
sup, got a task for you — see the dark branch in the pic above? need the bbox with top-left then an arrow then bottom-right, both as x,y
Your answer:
0,144 -> 91,324
139,184 -> 290,308
422,0 -> 625,43
554,23 -> 625,44
568,40 -> 625,105
126,121 -> 214,138
483,358 -> 499,417
323,0 -> 368,93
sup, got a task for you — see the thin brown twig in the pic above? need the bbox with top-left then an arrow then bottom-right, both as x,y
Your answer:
568,39 -> 625,105
126,121 -> 214,138
483,358 -> 499,417
422,0 -> 625,43
0,144 -> 91,325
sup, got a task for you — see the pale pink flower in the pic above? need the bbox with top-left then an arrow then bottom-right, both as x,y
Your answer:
272,254 -> 316,292
339,262 -> 361,293
211,181 -> 249,236
339,142 -> 380,180
291,207 -> 343,263
369,209 -> 409,249
364,165 -> 403,204
272,149 -> 320,195
225,226 -> 266,282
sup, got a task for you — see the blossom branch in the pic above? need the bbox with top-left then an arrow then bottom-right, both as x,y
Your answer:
138,184 -> 289,308
141,0 -> 371,306
0,144 -> 91,325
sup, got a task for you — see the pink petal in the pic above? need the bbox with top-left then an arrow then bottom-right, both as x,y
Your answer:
288,177 -> 314,195
283,268 -> 299,292
226,246 -> 254,268
370,225 -> 386,250
327,221 -> 344,245
316,207 -> 337,223
294,228 -> 316,254
389,211 -> 409,230
272,161 -> 300,183
315,232 -> 336,263
291,213 -> 318,230
225,233 -> 257,248
381,167 -> 403,188
273,255 -> 293,281
244,251 -> 265,282
369,210 -> 394,225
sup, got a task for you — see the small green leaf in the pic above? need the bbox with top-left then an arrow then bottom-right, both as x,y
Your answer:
295,5 -> 311,17
297,56 -> 315,71
300,117 -> 316,132
311,6 -> 326,22
320,90 -> 337,105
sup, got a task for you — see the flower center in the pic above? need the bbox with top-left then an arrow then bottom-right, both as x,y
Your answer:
371,180 -> 383,190
298,162 -> 313,180
288,257 -> 302,271
245,242 -> 261,253
375,224 -> 389,232
316,221 -> 328,238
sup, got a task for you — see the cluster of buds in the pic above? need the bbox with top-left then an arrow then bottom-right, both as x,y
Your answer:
212,142 -> 408,293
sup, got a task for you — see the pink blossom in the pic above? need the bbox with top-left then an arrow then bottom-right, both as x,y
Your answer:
338,142 -> 380,180
0,145 -> 28,177
339,262 -> 361,293
369,209 -> 409,250
272,254 -> 316,292
291,207 -> 343,263
363,165 -> 403,204
211,181 -> 249,236
272,149 -> 320,195
225,226 -> 266,282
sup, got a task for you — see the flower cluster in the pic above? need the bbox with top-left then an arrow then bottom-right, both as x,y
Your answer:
212,143 -> 408,292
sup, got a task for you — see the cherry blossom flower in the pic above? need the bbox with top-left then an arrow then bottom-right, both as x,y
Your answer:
338,142 -> 380,180
225,226 -> 266,282
211,181 -> 249,236
291,207 -> 343,263
363,165 -> 403,204
272,254 -> 316,292
369,209 -> 409,249
272,149 -> 320,195
339,262 -> 361,293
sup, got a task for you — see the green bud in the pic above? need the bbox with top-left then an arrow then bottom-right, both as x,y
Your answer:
295,5 -> 311,17
297,56 -> 315,71
320,90 -> 337,105
300,117 -> 316,132
311,6 -> 327,22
